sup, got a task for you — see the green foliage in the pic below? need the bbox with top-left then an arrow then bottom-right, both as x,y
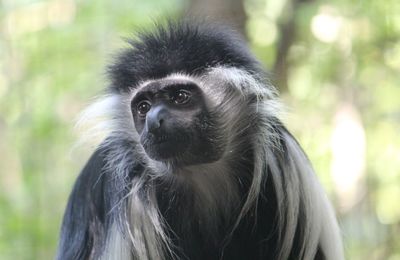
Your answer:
1,0 -> 399,259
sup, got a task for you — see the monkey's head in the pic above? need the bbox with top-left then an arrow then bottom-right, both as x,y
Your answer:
131,77 -> 224,165
102,22 -> 276,168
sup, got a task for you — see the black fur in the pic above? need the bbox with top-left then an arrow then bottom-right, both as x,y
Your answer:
57,142 -> 145,259
57,21 -> 339,260
57,131 -> 326,260
108,22 -> 263,93
57,148 -> 106,260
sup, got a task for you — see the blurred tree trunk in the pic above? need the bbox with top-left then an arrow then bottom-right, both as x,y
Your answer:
187,0 -> 247,37
273,0 -> 313,92
187,0 -> 314,93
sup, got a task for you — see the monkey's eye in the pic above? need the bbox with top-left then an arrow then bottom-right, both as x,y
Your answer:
170,90 -> 191,105
137,100 -> 151,117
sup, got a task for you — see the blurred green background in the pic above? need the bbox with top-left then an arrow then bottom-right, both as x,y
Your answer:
1,0 -> 399,259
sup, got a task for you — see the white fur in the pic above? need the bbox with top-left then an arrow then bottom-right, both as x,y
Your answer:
281,135 -> 344,259
74,94 -> 137,150
100,224 -> 132,260
77,66 -> 344,260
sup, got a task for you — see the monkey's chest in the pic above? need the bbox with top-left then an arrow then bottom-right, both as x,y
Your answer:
155,189 -> 272,260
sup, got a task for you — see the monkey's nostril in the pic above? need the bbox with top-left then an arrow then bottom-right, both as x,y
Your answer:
148,119 -> 164,135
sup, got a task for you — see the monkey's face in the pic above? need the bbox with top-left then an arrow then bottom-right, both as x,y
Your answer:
131,78 -> 224,166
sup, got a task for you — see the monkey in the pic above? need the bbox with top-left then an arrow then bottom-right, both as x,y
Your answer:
56,21 -> 344,260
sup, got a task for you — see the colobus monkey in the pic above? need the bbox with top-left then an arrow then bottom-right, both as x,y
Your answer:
57,21 -> 344,260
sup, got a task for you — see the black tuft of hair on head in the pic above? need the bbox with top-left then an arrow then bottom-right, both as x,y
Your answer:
107,21 -> 262,93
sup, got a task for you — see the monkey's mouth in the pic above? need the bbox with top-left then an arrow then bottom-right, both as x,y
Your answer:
142,134 -> 190,160
153,135 -> 174,144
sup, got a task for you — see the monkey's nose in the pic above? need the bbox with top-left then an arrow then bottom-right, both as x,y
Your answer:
148,118 -> 164,134
146,106 -> 166,135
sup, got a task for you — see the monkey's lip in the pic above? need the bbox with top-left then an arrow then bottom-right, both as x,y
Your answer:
152,134 -> 188,145
153,135 -> 171,144
144,135 -> 189,160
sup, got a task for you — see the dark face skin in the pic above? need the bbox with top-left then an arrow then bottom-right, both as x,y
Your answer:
131,79 -> 224,166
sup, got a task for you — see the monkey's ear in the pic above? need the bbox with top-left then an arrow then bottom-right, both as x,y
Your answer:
56,148 -> 108,260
